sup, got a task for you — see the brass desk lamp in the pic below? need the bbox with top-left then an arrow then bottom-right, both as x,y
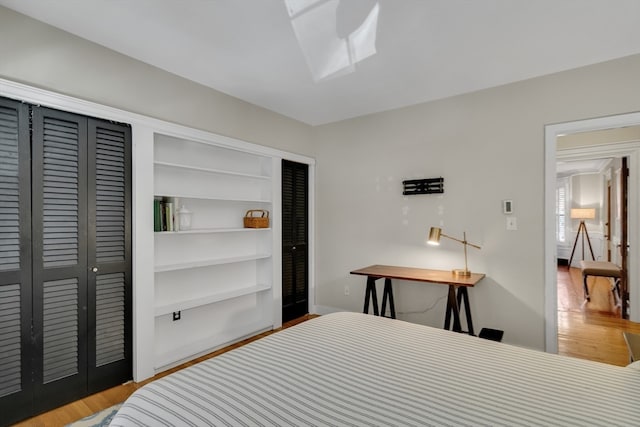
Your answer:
427,227 -> 481,277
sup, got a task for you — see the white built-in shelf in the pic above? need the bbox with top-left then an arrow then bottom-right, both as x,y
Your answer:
154,253 -> 271,273
154,317 -> 273,370
155,228 -> 271,235
154,283 -> 272,316
154,161 -> 270,180
154,194 -> 271,203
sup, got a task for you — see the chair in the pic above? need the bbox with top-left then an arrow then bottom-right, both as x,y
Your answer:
579,260 -> 622,302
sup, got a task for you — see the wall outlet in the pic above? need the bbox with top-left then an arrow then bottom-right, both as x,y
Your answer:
344,285 -> 350,296
172,311 -> 181,321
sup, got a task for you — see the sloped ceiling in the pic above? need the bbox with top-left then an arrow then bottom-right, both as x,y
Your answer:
2,0 -> 640,125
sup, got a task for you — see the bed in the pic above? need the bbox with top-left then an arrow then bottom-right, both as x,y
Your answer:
110,312 -> 640,426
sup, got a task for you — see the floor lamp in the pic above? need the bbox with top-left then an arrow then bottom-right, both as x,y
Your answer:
568,208 -> 596,267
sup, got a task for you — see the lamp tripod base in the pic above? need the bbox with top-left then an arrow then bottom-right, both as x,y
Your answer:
452,268 -> 472,277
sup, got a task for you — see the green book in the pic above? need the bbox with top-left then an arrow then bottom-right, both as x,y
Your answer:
154,199 -> 161,232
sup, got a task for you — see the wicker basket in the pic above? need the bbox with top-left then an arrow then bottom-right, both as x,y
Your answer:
243,209 -> 269,228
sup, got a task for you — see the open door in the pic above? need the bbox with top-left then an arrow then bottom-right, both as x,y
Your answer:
606,179 -> 612,262
620,157 -> 629,319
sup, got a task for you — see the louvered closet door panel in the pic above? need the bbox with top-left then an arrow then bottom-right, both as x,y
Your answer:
42,278 -> 79,383
31,107 -> 88,410
282,165 -> 294,245
282,160 -> 309,322
87,119 -> 131,393
0,98 -> 32,426
95,273 -> 125,366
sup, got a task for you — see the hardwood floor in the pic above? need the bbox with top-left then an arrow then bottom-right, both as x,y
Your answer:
14,315 -> 317,427
14,279 -> 640,426
557,265 -> 640,366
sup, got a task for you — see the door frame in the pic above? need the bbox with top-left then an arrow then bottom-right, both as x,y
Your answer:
545,112 -> 640,353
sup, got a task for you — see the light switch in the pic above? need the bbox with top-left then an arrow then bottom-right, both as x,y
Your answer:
506,216 -> 517,231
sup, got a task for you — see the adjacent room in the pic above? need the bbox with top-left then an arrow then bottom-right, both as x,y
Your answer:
1,1 -> 640,426
555,126 -> 640,366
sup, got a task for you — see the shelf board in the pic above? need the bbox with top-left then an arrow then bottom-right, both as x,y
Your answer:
155,227 -> 271,235
154,161 -> 270,180
154,253 -> 271,272
154,283 -> 272,316
154,194 -> 271,203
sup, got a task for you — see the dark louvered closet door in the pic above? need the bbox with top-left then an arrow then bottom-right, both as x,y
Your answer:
31,107 -> 89,410
282,160 -> 308,323
0,99 -> 132,426
0,98 -> 32,425
86,119 -> 132,393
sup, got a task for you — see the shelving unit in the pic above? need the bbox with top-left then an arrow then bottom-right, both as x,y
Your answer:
155,227 -> 271,235
154,253 -> 271,273
152,133 -> 275,371
154,282 -> 271,316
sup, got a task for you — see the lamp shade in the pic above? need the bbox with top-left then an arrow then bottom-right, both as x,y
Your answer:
427,227 -> 442,245
570,208 -> 596,220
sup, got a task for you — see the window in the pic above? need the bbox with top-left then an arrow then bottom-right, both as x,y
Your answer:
556,178 -> 569,242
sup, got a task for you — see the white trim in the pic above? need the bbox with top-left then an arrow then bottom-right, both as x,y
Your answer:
311,305 -> 345,315
0,78 -> 315,165
544,112 -> 640,354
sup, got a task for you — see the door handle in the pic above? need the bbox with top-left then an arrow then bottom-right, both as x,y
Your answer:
91,267 -> 98,273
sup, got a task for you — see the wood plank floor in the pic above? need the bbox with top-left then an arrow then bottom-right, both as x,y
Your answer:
557,265 -> 640,366
14,315 -> 317,427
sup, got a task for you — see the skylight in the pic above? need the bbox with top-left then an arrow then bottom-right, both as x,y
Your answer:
285,0 -> 379,82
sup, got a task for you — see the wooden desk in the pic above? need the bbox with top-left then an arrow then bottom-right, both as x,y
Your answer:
350,265 -> 485,335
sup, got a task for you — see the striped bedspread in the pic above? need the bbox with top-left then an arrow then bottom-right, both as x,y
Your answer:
110,312 -> 640,426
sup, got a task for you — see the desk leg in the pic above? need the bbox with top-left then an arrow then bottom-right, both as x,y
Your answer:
457,287 -> 474,336
380,278 -> 396,319
363,276 -> 380,316
444,285 -> 462,332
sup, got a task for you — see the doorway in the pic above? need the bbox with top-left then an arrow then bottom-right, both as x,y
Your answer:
555,148 -> 634,363
545,113 -> 640,354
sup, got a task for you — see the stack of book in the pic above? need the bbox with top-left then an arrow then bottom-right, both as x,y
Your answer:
154,197 -> 178,232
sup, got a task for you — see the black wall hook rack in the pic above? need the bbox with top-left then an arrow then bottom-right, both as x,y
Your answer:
402,177 -> 444,195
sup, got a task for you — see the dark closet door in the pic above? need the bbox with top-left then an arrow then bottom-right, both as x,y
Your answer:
0,98 -> 32,423
86,119 -> 132,393
0,101 -> 132,425
31,107 -> 90,410
282,160 -> 308,323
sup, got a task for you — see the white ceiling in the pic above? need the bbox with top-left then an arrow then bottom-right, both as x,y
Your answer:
2,0 -> 640,125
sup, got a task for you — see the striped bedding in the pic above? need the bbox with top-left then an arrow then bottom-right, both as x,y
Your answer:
110,312 -> 640,426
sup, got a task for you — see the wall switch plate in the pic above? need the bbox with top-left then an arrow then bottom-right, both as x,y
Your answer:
344,285 -> 350,296
173,311 -> 181,321
506,216 -> 517,231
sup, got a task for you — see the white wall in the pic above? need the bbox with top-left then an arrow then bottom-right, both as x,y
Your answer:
0,6 -> 313,156
312,53 -> 640,350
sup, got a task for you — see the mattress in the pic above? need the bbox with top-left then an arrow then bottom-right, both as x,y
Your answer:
110,312 -> 640,426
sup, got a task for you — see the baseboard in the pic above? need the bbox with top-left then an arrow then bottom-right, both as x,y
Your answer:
311,305 -> 345,315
